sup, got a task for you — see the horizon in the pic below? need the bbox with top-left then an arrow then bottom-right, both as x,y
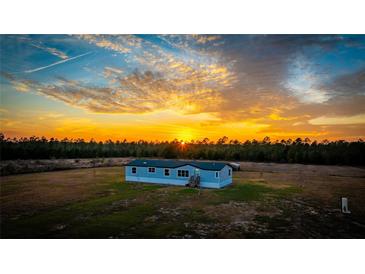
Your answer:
1,132 -> 363,144
1,35 -> 365,142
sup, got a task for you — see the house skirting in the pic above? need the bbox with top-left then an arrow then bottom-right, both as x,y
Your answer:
125,176 -> 231,189
219,178 -> 232,188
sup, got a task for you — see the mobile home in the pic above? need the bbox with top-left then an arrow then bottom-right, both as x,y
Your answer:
125,159 -> 232,189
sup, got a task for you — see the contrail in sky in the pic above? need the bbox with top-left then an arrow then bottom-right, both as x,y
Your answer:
24,51 -> 93,73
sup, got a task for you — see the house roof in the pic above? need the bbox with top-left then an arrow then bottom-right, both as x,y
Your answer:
126,159 -> 228,171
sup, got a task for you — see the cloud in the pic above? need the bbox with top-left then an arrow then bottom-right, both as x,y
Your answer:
319,68 -> 365,97
30,42 -> 69,60
3,70 -> 223,114
103,66 -> 124,81
1,71 -> 37,92
2,36 -> 69,60
158,35 -> 223,54
71,35 -> 236,114
78,35 -> 142,54
0,108 -> 9,113
78,34 -> 235,88
24,51 -> 92,73
191,35 -> 221,44
309,114 -> 365,125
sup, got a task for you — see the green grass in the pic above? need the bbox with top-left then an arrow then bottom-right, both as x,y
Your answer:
211,182 -> 301,204
64,204 -> 156,238
214,183 -> 273,203
1,180 -> 167,238
1,167 -> 302,238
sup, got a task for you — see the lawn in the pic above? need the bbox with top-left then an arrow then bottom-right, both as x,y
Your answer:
1,165 -> 364,238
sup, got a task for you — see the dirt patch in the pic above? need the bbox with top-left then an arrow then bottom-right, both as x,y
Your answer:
200,201 -> 282,237
205,201 -> 282,223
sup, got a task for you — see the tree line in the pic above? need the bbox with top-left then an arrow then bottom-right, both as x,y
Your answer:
1,133 -> 364,165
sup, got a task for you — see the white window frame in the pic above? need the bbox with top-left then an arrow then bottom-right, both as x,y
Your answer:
148,167 -> 156,173
215,171 -> 219,178
164,168 -> 170,177
177,169 -> 189,177
184,170 -> 189,177
131,167 -> 137,174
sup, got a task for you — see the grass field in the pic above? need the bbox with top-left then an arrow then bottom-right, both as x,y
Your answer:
1,164 -> 365,238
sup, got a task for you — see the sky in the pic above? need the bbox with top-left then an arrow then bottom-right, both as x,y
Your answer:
0,34 -> 364,142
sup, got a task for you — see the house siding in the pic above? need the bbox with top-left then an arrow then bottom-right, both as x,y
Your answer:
219,165 -> 232,188
125,164 -> 232,189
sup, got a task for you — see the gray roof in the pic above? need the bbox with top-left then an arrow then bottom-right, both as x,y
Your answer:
126,159 -> 228,171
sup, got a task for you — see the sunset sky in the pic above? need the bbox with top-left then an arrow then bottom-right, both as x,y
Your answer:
1,34 -> 364,142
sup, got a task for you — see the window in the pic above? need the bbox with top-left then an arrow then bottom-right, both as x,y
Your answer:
164,169 -> 170,176
228,169 -> 231,176
132,167 -> 137,174
148,167 -> 156,173
215,171 -> 219,178
177,170 -> 189,177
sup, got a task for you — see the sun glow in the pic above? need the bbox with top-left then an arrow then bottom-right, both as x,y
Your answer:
175,128 -> 196,142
